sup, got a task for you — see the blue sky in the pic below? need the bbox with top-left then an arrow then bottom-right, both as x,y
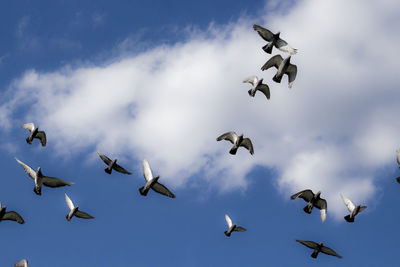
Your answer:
1,0 -> 400,266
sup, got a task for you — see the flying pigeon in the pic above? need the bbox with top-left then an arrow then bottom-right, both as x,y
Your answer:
139,158 -> 175,198
296,240 -> 342,259
253,24 -> 297,55
291,189 -> 327,222
340,194 -> 366,223
0,201 -> 24,224
243,76 -> 270,99
15,158 -> 74,195
65,193 -> 94,221
97,151 -> 132,175
261,55 -> 297,88
216,132 -> 254,155
14,259 -> 29,267
22,122 -> 46,146
224,214 -> 246,237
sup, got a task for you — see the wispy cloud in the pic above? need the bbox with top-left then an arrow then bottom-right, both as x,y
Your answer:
2,0 -> 400,219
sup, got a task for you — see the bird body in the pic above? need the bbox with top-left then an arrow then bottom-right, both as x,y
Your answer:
22,123 -> 46,146
139,158 -> 175,198
65,193 -> 94,221
291,189 -> 327,222
216,131 -> 254,155
243,76 -> 270,99
261,55 -> 297,88
253,24 -> 297,55
341,194 -> 366,222
97,151 -> 132,175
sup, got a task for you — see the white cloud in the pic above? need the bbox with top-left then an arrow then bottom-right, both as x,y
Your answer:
2,0 -> 400,219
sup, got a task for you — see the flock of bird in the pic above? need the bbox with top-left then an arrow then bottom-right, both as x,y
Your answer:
2,24 -> 398,266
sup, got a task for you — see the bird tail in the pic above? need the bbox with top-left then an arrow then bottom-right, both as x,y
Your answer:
34,186 -> 41,196
229,147 -> 238,155
396,177 -> 400,184
139,186 -> 149,196
224,231 -> 231,237
273,74 -> 282,83
344,215 -> 354,222
104,168 -> 112,174
303,205 -> 312,214
26,137 -> 32,144
66,215 -> 71,221
262,43 -> 273,54
311,251 -> 319,258
248,89 -> 255,97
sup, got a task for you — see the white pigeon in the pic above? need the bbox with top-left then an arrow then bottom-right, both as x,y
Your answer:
65,193 -> 94,221
340,194 -> 367,223
224,214 -> 246,237
22,122 -> 46,146
139,158 -> 175,198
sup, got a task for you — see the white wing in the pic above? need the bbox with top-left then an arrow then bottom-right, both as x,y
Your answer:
14,259 -> 28,267
65,193 -> 75,211
142,158 -> 154,182
15,158 -> 36,180
21,123 -> 35,132
242,76 -> 258,86
320,209 -> 327,222
225,214 -> 232,228
397,150 -> 400,166
277,44 -> 297,55
341,194 -> 355,213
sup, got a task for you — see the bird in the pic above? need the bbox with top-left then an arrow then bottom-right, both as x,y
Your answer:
97,151 -> 132,175
65,193 -> 94,221
340,194 -> 366,222
139,158 -> 175,198
0,201 -> 24,224
216,132 -> 254,155
14,259 -> 29,267
15,158 -> 74,195
261,55 -> 297,88
397,149 -> 400,167
296,240 -> 342,259
253,24 -> 297,55
224,214 -> 246,237
291,189 -> 327,222
21,122 -> 46,146
243,76 -> 270,99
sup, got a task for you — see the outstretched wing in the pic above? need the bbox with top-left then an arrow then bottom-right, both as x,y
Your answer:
65,193 -> 75,211
97,151 -> 112,165
42,176 -> 74,188
113,163 -> 132,175
225,214 -> 232,228
216,132 -> 238,144
15,158 -> 36,180
151,182 -> 175,198
75,210 -> 94,219
256,84 -> 270,100
240,138 -> 254,155
35,131 -> 47,146
253,24 -> 274,41
285,64 -> 297,88
321,245 -> 342,258
14,259 -> 28,267
276,38 -> 297,55
315,198 -> 327,222
3,211 -> 24,224
243,76 -> 258,86
359,206 -> 367,214
21,123 -> 35,132
296,240 -> 319,250
290,189 -> 314,202
234,226 -> 246,232
340,194 -> 355,213
142,158 -> 154,182
261,55 -> 283,71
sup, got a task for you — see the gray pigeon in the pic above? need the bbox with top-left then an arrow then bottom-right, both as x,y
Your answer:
139,158 -> 175,198
14,259 -> 29,267
0,201 -> 24,224
341,194 -> 366,223
296,240 -> 342,259
22,122 -> 46,146
217,131 -> 254,155
243,76 -> 270,99
97,151 -> 132,175
261,55 -> 297,88
291,189 -> 327,222
16,158 -> 74,195
224,214 -> 246,237
65,193 -> 94,221
253,24 -> 297,55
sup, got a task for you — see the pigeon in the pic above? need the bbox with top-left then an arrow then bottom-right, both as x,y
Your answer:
65,193 -> 94,221
97,151 -> 132,175
139,158 -> 175,198
0,201 -> 24,224
291,189 -> 327,222
253,24 -> 297,55
261,55 -> 297,88
296,240 -> 342,259
340,194 -> 367,222
224,214 -> 246,237
15,158 -> 74,195
14,259 -> 29,267
216,132 -> 254,155
243,76 -> 270,99
22,122 -> 46,146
